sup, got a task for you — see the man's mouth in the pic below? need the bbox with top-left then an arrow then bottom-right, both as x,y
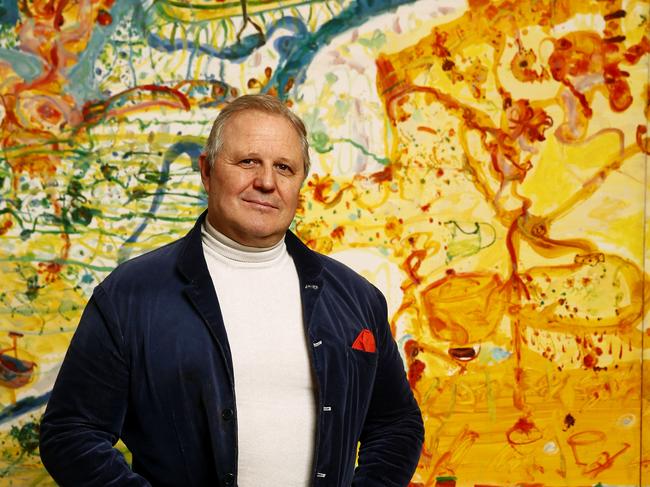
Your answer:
242,198 -> 278,210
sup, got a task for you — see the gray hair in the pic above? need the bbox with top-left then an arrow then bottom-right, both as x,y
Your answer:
204,94 -> 310,175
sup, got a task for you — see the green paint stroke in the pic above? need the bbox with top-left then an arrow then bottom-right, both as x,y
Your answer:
310,131 -> 389,165
445,221 -> 496,262
357,29 -> 386,51
0,255 -> 115,273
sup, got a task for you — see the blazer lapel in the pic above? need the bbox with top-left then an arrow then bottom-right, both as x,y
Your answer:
285,231 -> 324,333
176,212 -> 235,383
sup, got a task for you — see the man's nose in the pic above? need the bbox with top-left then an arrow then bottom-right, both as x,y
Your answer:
253,163 -> 275,191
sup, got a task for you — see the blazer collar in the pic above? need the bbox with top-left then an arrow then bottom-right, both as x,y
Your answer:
176,212 -> 208,283
176,211 -> 325,355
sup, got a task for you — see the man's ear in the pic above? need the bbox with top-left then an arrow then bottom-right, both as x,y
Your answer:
198,153 -> 210,190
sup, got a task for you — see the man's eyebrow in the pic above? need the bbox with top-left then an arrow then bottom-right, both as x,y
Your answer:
274,157 -> 296,164
229,153 -> 261,162
233,151 -> 298,165
239,152 -> 297,163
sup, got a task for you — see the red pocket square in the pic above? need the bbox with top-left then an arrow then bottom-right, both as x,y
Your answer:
351,329 -> 376,353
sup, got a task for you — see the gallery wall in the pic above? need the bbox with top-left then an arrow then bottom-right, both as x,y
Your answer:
0,0 -> 647,484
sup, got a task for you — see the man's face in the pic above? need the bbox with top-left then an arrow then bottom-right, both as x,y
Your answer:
199,110 -> 305,247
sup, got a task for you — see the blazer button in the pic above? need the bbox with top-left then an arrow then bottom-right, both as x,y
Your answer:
222,408 -> 234,421
223,472 -> 235,486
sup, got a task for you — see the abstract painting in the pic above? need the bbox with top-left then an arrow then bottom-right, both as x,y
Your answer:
0,0 -> 647,484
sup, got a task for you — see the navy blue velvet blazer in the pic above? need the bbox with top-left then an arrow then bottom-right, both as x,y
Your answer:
40,214 -> 424,486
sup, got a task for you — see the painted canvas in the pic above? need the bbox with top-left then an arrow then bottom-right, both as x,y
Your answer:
0,0 -> 647,484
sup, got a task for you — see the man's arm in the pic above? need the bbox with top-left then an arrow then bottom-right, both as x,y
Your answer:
353,289 -> 424,486
39,286 -> 149,486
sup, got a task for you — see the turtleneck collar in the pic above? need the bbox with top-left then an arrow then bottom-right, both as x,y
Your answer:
201,219 -> 286,264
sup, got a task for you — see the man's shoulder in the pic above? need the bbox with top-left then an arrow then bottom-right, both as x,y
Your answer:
318,251 -> 364,279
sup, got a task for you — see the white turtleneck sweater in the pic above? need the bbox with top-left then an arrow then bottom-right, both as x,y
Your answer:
201,221 -> 316,485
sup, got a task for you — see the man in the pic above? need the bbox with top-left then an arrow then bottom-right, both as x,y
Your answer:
39,94 -> 424,486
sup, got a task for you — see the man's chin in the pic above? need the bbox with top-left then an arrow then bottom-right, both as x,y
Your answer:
234,226 -> 285,247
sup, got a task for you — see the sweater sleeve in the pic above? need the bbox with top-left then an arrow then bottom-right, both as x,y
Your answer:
39,286 -> 150,486
352,288 -> 424,486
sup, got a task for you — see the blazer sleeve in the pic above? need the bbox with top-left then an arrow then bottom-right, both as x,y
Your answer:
39,285 -> 150,486
352,288 -> 424,486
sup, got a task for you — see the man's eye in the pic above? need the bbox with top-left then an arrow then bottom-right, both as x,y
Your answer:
240,159 -> 256,166
276,163 -> 293,173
